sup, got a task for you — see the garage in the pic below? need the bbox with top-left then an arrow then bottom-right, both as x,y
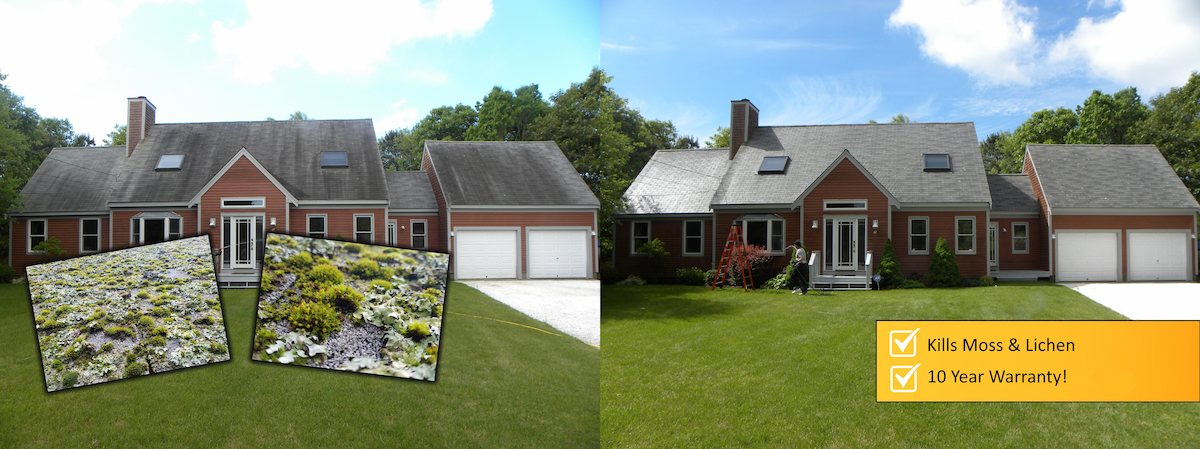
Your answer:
1128,232 -> 1188,281
527,229 -> 589,278
454,229 -> 519,279
1056,231 -> 1119,282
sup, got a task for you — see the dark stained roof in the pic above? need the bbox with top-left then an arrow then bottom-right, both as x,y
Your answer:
711,123 -> 991,205
18,146 -> 128,213
384,171 -> 437,210
106,119 -> 387,204
623,149 -> 731,214
1026,144 -> 1199,210
986,174 -> 1040,212
425,141 -> 599,207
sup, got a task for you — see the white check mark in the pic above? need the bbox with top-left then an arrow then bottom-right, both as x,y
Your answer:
894,363 -> 921,387
893,328 -> 920,352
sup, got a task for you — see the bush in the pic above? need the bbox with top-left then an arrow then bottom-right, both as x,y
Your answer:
635,238 -> 670,282
763,272 -> 790,290
961,278 -> 980,287
898,279 -> 926,289
725,244 -> 773,288
349,259 -> 388,279
928,238 -> 962,288
615,275 -> 646,286
878,239 -> 902,289
308,264 -> 344,285
289,301 -> 341,339
288,252 -> 315,270
675,267 -> 706,285
314,284 -> 365,312
0,264 -> 14,283
404,321 -> 432,340
62,371 -> 79,387
906,272 -> 930,287
703,269 -> 717,287
599,265 -> 621,285
980,275 -> 997,287
32,237 -> 65,260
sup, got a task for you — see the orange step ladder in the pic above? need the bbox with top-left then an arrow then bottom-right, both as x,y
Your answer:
712,226 -> 754,291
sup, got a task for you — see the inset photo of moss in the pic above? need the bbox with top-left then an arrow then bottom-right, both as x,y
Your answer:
252,233 -> 449,381
28,235 -> 228,392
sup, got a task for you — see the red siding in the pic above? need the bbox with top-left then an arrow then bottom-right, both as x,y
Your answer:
891,211 -> 989,279
11,217 -> 108,275
713,211 -> 803,274
111,209 -> 198,250
422,151 -> 450,253
451,211 -> 595,276
802,158 -> 891,272
1052,215 -> 1194,278
993,218 -> 1043,271
388,214 -> 440,250
286,208 -> 389,243
1024,152 -> 1052,270
613,218 -> 715,278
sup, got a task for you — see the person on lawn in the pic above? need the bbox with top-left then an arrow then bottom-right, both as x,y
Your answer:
789,240 -> 808,295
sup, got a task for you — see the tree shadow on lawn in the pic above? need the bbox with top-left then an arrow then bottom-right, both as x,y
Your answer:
601,285 -> 742,322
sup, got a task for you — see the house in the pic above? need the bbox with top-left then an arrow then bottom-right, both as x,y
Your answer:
9,97 -> 599,285
614,99 -> 1200,287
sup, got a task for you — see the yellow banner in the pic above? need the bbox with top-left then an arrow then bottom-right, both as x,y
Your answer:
876,321 -> 1200,402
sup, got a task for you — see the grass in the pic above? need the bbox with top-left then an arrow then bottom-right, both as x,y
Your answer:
0,283 -> 597,447
602,282 -> 1200,447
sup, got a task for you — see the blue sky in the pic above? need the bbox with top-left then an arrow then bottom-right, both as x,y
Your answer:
1,0 -> 1198,145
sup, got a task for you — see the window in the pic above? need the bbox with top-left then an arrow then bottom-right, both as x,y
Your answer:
683,221 -> 703,255
909,217 -> 928,255
411,220 -> 428,250
155,154 -> 184,170
824,199 -> 867,211
924,154 -> 951,172
956,216 -> 975,254
131,216 -> 182,245
307,214 -> 326,238
1012,222 -> 1029,254
758,156 -> 790,174
28,219 -> 47,254
354,215 -> 373,243
740,218 -> 785,254
222,216 -> 263,268
322,151 -> 348,167
221,197 -> 265,208
631,221 -> 650,254
80,219 -> 100,253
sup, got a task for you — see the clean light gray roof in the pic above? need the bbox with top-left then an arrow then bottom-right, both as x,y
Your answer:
425,141 -> 599,207
18,146 -> 127,213
623,149 -> 730,214
107,119 -> 387,204
710,123 -> 992,205
1026,144 -> 1199,210
986,174 -> 1040,212
384,171 -> 437,210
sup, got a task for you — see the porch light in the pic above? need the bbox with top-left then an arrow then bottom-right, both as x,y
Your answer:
270,217 -> 277,227
1051,234 -> 1056,240
872,220 -> 878,229
811,220 -> 818,229
209,218 -> 216,227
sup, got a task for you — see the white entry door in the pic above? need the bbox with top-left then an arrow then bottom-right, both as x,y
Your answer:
830,218 -> 862,271
231,216 -> 257,268
988,222 -> 998,271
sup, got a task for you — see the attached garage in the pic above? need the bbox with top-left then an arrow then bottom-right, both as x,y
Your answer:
1128,232 -> 1188,281
1056,231 -> 1119,282
527,229 -> 589,278
454,229 -> 519,279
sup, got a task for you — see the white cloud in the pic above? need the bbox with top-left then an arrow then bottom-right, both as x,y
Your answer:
375,98 -> 420,135
888,0 -> 1039,85
600,42 -> 636,52
185,30 -> 202,43
211,0 -> 493,83
766,76 -> 882,125
1050,0 -> 1200,94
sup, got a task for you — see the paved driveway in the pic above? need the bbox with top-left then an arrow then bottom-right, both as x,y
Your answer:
457,280 -> 599,347
1062,282 -> 1200,320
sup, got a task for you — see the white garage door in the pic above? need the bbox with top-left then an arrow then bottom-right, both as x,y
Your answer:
1128,232 -> 1188,281
527,230 -> 589,278
1057,231 -> 1119,282
455,230 -> 518,279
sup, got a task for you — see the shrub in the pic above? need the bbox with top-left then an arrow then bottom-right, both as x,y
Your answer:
370,279 -> 393,291
288,252 -> 315,270
124,361 -> 147,377
0,264 -> 14,283
878,239 -> 902,289
763,272 -> 790,290
615,275 -> 646,286
635,238 -> 671,282
928,237 -> 962,288
898,279 -> 926,289
209,343 -> 228,354
342,243 -> 364,254
703,269 -> 718,287
314,284 -> 365,312
349,259 -> 387,279
726,244 -> 773,288
289,301 -> 341,339
980,275 -> 997,287
308,264 -> 343,285
32,237 -> 65,260
598,265 -> 621,284
961,278 -> 980,288
404,321 -> 432,340
148,336 -> 166,347
139,316 -> 155,328
674,267 -> 706,286
62,371 -> 79,387
105,327 -> 134,339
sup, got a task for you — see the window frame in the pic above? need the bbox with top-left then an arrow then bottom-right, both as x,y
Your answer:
739,218 -> 786,255
908,216 -> 929,255
924,154 -> 952,172
79,218 -> 101,253
823,199 -> 868,211
386,219 -> 397,247
27,219 -> 47,254
683,220 -> 703,256
758,156 -> 790,174
1011,222 -> 1029,254
131,216 -> 182,245
955,216 -> 976,255
221,197 -> 266,208
321,151 -> 349,167
306,214 -> 327,239
353,214 -> 374,244
155,154 -> 185,170
221,215 -> 262,268
631,221 -> 650,255
411,219 -> 428,250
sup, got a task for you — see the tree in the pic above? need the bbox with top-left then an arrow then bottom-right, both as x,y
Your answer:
674,135 -> 699,149
878,238 -> 901,289
705,126 -> 730,148
1131,71 -> 1200,203
994,107 -> 1078,173
377,128 -> 424,171
1065,88 -> 1149,145
979,131 -> 1011,174
103,124 -> 127,146
467,85 -> 550,141
889,113 -> 913,123
70,134 -> 94,147
288,111 -> 309,121
417,104 -> 478,142
928,237 -> 961,288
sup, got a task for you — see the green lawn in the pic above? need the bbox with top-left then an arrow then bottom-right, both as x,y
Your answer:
1,283 -> 597,448
602,283 -> 1200,447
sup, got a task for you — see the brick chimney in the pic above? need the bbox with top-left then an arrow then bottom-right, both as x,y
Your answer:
729,99 -> 758,160
127,96 -> 156,157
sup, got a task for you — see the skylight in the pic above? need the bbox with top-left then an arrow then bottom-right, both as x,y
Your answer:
924,154 -> 951,172
758,156 -> 790,174
156,154 -> 184,170
322,151 -> 348,167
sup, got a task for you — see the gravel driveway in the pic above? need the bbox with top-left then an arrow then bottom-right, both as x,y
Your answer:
457,280 -> 600,347
1062,282 -> 1200,320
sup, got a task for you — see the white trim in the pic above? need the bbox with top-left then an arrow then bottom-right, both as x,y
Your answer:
79,218 -> 101,254
221,197 -> 266,208
908,216 -> 929,255
387,209 -> 439,214
631,221 -> 651,255
683,220 -> 704,256
895,202 -> 992,211
1011,222 -> 1030,254
1054,229 -> 1121,282
353,214 -> 374,244
1050,207 -> 1200,216
294,200 -> 390,207
448,205 -> 599,212
187,148 -> 299,207
107,202 -> 191,208
27,219 -> 47,255
987,222 -> 999,270
410,219 -> 428,250
10,211 -> 110,217
823,199 -> 868,211
955,216 -> 976,255
738,217 -> 787,255
130,215 -> 182,245
990,211 -> 1040,219
224,215 -> 260,269
305,214 -> 327,238
792,150 -> 900,209
386,219 -> 397,247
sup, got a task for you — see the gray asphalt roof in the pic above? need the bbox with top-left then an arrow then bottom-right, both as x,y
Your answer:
986,174 -> 1040,212
384,171 -> 437,210
425,141 -> 599,207
106,119 -> 387,204
710,123 -> 992,205
18,146 -> 127,213
1027,144 -> 1199,210
622,148 -> 730,214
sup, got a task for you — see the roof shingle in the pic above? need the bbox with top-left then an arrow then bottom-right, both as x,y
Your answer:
425,141 -> 598,207
622,149 -> 730,214
1027,144 -> 1199,210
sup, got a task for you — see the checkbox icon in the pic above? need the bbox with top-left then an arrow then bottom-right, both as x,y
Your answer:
890,363 -> 921,393
889,328 -> 920,357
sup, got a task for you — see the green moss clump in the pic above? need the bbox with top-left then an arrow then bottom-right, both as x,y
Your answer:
194,316 -> 216,326
62,371 -> 79,387
314,284 -> 365,313
148,327 -> 169,337
308,264 -> 343,285
105,327 -> 134,339
150,307 -> 167,317
255,329 -> 278,351
54,305 -> 73,316
101,342 -> 114,352
370,279 -> 393,291
148,336 -> 166,347
139,316 -> 155,328
65,342 -> 95,361
209,343 -> 228,354
404,321 -> 431,340
34,315 -> 46,325
86,309 -> 107,323
136,291 -> 151,299
423,345 -> 438,364
422,287 -> 443,299
50,359 -> 63,371
288,252 -> 315,270
152,298 -> 169,306
349,259 -> 387,279
288,301 -> 341,339
342,243 -> 364,254
124,361 -> 147,377
266,236 -> 284,246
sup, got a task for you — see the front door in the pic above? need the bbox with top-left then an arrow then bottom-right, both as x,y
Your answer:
831,218 -> 862,271
232,216 -> 256,268
988,222 -> 998,271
